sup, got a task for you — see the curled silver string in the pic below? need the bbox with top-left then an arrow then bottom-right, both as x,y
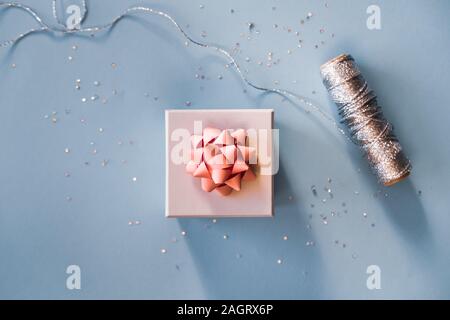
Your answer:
321,54 -> 411,185
0,0 -> 348,139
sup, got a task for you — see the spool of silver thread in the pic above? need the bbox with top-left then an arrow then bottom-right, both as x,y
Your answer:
320,54 -> 411,186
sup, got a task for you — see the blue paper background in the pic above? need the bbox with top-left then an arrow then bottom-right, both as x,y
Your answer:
1,0 -> 449,299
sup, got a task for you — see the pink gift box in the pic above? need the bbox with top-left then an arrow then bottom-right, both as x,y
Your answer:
165,109 -> 275,218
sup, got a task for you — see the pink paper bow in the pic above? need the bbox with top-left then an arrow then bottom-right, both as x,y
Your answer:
185,127 -> 257,196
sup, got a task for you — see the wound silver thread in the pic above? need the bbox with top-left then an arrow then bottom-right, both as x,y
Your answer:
320,54 -> 411,186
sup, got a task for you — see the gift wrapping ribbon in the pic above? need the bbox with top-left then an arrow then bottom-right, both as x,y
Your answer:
186,128 -> 257,196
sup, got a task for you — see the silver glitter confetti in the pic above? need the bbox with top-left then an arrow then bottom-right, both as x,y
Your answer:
311,185 -> 317,197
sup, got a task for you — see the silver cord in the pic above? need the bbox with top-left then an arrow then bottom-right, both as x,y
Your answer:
321,54 -> 411,185
0,1 -> 347,139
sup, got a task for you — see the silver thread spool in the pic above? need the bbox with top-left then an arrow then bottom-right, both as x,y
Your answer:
320,54 -> 411,186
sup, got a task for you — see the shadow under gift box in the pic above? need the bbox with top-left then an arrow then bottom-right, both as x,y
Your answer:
165,109 -> 275,218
